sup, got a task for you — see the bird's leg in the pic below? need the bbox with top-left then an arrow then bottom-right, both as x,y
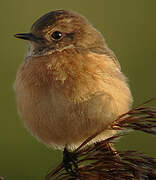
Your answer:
63,147 -> 78,176
106,142 -> 120,161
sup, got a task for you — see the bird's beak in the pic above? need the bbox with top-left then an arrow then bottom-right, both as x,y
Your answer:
14,33 -> 39,42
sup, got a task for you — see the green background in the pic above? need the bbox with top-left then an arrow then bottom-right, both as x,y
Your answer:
1,0 -> 156,179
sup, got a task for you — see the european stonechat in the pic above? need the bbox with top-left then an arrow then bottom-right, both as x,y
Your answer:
14,10 -> 133,151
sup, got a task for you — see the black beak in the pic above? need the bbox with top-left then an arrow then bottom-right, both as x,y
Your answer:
14,33 -> 39,42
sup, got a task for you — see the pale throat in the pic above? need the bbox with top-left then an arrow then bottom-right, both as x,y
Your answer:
26,42 -> 75,58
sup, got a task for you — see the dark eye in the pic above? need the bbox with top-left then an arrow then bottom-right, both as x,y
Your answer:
51,31 -> 62,40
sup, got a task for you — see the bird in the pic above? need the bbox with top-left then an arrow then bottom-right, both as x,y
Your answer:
14,10 -> 133,152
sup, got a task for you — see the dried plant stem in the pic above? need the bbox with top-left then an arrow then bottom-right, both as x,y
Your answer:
45,99 -> 156,180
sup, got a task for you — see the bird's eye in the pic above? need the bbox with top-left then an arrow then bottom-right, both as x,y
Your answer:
51,31 -> 62,40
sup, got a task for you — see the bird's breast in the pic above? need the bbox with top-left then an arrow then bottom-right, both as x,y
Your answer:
15,49 -> 132,149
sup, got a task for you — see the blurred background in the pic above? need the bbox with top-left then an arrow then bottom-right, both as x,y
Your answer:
1,0 -> 156,179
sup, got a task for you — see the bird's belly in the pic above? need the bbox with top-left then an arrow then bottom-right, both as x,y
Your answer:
16,85 -> 120,149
